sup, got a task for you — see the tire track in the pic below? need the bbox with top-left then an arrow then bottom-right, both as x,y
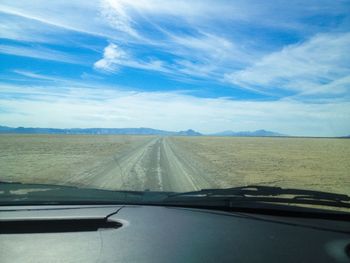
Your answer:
160,137 -> 212,192
66,137 -> 156,190
69,136 -> 213,192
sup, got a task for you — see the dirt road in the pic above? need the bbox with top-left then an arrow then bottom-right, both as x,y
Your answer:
2,135 -> 348,194
65,137 -> 214,192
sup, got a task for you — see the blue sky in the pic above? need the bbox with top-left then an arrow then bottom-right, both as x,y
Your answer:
0,0 -> 350,136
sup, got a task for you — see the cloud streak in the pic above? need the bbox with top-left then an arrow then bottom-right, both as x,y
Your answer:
1,1 -> 350,136
0,44 -> 86,64
225,32 -> 350,97
94,43 -> 170,73
2,0 -> 349,94
1,84 -> 349,136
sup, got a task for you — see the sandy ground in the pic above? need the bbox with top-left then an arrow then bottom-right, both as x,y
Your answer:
0,134 -> 349,194
169,136 -> 350,194
0,135 -> 151,188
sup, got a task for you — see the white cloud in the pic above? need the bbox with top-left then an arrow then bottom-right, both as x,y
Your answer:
1,84 -> 349,137
0,13 -> 56,43
94,43 -> 170,73
2,0 -> 349,86
93,33 -> 246,78
94,43 -> 128,72
0,1 -> 142,41
166,32 -> 253,77
2,0 -> 348,45
1,0 -> 350,103
225,32 -> 350,96
12,70 -> 57,81
0,44 -> 85,64
0,2 -> 100,36
0,1 -> 171,44
99,0 -> 140,39
104,0 -> 348,31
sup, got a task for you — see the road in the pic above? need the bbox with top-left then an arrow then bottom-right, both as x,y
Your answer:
72,137 -> 214,192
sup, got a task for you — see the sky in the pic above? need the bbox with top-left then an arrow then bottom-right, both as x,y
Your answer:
0,0 -> 350,136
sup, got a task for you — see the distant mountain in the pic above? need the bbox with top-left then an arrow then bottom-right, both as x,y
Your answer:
0,125 -> 12,132
0,126 -> 202,136
0,125 -> 287,137
177,129 -> 202,136
211,129 -> 286,137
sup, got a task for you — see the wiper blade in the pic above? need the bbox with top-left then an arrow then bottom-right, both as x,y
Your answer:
0,181 -> 169,204
166,185 -> 350,209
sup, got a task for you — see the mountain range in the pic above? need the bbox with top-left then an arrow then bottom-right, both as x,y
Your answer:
0,125 -> 286,137
0,126 -> 286,137
210,129 -> 285,137
0,126 -> 202,136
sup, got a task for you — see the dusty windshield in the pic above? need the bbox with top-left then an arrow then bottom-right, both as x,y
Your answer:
0,1 -> 349,206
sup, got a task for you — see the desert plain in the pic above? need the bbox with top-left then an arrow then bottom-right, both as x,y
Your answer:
0,134 -> 349,194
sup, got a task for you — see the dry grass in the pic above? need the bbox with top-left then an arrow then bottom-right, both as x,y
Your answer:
169,136 -> 350,195
0,134 -> 150,185
1,135 -> 349,195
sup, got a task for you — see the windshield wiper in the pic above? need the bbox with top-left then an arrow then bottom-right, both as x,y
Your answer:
165,185 -> 350,209
0,181 -> 169,205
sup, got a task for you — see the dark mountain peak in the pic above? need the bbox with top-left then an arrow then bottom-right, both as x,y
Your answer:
177,129 -> 202,136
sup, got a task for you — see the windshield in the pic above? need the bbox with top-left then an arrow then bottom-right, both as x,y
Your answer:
0,1 -> 349,212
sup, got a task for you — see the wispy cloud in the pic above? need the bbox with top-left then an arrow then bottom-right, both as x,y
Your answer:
92,0 -> 350,89
99,0 -> 140,39
0,12 -> 59,43
2,0 -> 348,43
1,1 -> 350,136
1,84 -> 349,136
0,2 -> 119,39
94,43 -> 170,73
92,1 -> 257,79
224,32 -> 350,97
0,44 -> 85,64
10,70 -> 121,91
2,0 -> 349,89
163,32 -> 253,77
104,0 -> 348,32
11,70 -> 60,82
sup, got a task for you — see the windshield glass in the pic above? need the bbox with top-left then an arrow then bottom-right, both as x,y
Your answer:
0,1 -> 349,211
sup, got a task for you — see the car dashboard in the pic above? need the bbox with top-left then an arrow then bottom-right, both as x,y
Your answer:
1,205 -> 350,262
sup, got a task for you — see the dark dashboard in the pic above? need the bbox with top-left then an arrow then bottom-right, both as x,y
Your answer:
1,205 -> 350,262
